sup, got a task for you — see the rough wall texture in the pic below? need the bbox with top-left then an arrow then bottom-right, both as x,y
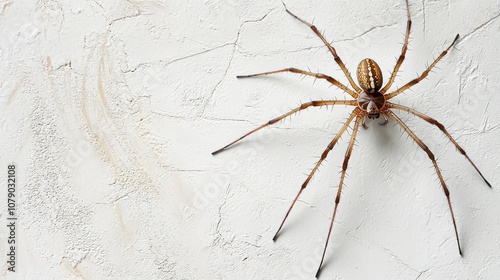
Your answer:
1,0 -> 499,279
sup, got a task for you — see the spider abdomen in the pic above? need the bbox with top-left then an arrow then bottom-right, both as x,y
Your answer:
357,58 -> 383,93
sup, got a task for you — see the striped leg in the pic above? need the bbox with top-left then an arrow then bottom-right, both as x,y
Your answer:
380,0 -> 412,93
212,100 -> 356,155
238,68 -> 357,98
316,113 -> 363,278
388,102 -> 490,187
283,4 -> 362,94
273,108 -> 361,241
386,110 -> 462,256
385,34 -> 459,100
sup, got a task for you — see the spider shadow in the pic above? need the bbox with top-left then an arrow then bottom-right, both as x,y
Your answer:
318,242 -> 348,275
362,119 -> 397,151
272,197 -> 329,242
272,205 -> 312,242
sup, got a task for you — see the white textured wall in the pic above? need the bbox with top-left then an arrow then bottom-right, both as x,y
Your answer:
1,0 -> 499,279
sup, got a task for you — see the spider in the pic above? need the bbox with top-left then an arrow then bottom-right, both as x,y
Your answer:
212,0 -> 491,277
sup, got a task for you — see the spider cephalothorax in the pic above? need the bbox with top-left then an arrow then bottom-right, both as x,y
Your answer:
213,0 -> 490,278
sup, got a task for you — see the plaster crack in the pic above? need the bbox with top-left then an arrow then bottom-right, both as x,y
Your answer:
296,199 -> 329,220
339,23 -> 398,43
203,117 -> 254,125
349,233 -> 426,276
415,268 -> 429,280
421,0 -> 427,41
214,188 -> 233,246
110,11 -> 142,26
199,10 -> 275,118
109,0 -> 143,27
167,43 -> 234,66
460,13 -> 500,42
91,0 -> 104,11
168,169 -> 205,173
123,42 -> 234,74
96,190 -> 138,205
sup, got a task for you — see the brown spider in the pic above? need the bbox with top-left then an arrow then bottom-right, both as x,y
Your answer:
212,0 -> 491,277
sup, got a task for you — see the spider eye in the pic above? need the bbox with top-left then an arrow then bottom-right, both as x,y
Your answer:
357,58 -> 383,93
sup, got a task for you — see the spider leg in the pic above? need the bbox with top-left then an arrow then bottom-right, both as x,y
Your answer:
238,68 -> 358,98
386,110 -> 462,256
273,108 -> 360,241
316,113 -> 363,278
388,103 -> 491,187
380,0 -> 412,94
362,116 -> 369,129
385,34 -> 460,100
212,100 -> 357,155
379,115 -> 389,125
282,3 -> 362,94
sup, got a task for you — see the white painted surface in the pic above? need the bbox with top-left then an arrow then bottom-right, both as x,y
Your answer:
1,0 -> 499,279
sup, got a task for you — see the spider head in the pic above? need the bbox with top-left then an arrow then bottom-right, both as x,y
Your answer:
357,91 -> 385,120
366,101 -> 381,119
357,58 -> 383,93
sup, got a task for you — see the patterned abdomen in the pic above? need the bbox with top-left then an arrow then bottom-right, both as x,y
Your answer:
357,58 -> 383,93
